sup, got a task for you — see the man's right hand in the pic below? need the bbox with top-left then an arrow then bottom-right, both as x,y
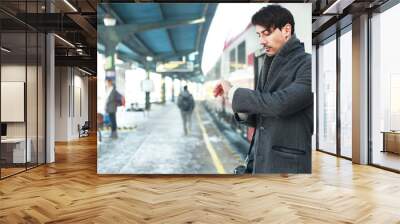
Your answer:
213,83 -> 224,97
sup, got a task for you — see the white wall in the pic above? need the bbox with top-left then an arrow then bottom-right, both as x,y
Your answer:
73,73 -> 89,137
55,67 -> 89,141
1,65 -> 32,137
55,66 -> 68,141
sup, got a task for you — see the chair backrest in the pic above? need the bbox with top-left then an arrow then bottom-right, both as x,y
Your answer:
82,121 -> 90,129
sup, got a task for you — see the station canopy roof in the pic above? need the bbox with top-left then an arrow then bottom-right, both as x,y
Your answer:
98,3 -> 218,82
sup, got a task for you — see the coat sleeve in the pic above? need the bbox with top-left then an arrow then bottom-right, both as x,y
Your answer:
232,57 -> 312,118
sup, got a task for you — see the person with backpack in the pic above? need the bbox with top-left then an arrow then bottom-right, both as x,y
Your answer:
177,85 -> 195,135
105,79 -> 124,139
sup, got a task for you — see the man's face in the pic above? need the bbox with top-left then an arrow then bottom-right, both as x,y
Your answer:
255,24 -> 292,56
106,80 -> 113,88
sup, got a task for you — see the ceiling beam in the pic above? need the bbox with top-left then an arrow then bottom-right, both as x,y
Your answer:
117,51 -> 146,65
55,55 -> 95,67
67,13 -> 97,39
99,3 -> 154,62
322,0 -> 355,14
195,4 -> 208,52
101,4 -> 154,57
312,15 -> 335,33
0,8 -> 37,32
52,0 -> 78,13
158,4 -> 176,55
86,0 -> 96,11
115,17 -> 206,54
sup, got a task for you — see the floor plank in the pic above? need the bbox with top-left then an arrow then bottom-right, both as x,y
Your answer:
0,135 -> 400,223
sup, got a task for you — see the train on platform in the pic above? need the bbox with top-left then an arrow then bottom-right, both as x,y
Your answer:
203,24 -> 265,142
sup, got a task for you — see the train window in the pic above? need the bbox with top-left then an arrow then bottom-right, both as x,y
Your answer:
237,41 -> 246,69
229,48 -> 236,73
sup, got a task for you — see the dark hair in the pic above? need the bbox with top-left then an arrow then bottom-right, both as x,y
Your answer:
251,5 -> 295,35
183,85 -> 188,91
106,79 -> 115,87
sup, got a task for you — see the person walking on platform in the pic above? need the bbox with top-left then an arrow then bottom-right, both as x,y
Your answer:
218,5 -> 313,174
177,85 -> 195,135
105,79 -> 122,139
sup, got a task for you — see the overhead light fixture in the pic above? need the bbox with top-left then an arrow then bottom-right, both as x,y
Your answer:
54,34 -> 75,48
78,67 -> 92,76
63,0 -> 78,12
146,56 -> 153,62
103,14 -> 116,27
1,47 -> 11,53
188,17 -> 206,25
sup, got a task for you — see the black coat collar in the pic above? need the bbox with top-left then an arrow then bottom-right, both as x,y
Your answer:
261,35 -> 304,90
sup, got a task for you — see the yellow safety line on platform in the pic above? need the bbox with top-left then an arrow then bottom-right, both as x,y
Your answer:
195,109 -> 226,174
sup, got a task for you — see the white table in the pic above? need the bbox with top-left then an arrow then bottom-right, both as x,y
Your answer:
1,138 -> 31,163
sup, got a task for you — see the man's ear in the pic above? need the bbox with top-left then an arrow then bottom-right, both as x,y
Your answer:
283,24 -> 292,40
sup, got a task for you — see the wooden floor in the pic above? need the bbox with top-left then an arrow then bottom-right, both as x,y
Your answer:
1,136 -> 400,223
1,167 -> 26,178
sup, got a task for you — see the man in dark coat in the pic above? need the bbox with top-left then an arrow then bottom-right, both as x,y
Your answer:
177,85 -> 195,135
220,5 -> 313,173
105,79 -> 119,139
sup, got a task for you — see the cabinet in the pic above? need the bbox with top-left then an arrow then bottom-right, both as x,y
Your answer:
382,131 -> 400,154
0,138 -> 31,164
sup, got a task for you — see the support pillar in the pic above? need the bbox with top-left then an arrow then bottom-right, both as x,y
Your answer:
352,14 -> 369,165
46,1 -> 55,163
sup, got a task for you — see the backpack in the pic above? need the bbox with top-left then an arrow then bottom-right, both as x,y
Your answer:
115,90 -> 124,107
180,95 -> 193,111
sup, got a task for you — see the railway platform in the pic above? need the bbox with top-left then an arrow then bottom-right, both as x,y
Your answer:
98,102 -> 246,174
